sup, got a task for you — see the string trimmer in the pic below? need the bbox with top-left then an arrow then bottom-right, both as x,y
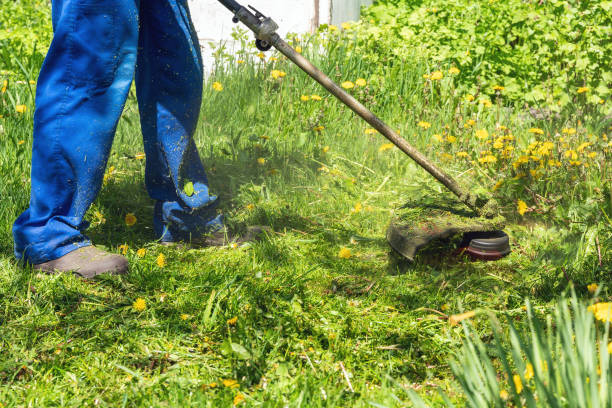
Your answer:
217,0 -> 511,261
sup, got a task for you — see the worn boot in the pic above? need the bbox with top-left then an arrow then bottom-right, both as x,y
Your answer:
33,246 -> 129,278
162,226 -> 272,248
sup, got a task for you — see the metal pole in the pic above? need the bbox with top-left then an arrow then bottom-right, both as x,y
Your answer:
216,0 -> 242,13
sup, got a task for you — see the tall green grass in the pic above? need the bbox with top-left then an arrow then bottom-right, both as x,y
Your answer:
408,292 -> 611,407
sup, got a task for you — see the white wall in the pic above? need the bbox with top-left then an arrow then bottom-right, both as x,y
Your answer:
189,0 -> 372,69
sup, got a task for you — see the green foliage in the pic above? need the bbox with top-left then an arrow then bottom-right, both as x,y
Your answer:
359,0 -> 612,111
0,0 -> 51,78
409,292 -> 611,407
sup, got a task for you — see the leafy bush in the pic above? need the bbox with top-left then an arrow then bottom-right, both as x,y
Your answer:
408,292 -> 612,407
358,0 -> 611,113
0,0 -> 51,76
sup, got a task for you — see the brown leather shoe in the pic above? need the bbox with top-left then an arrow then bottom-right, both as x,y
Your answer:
161,226 -> 272,248
34,246 -> 129,279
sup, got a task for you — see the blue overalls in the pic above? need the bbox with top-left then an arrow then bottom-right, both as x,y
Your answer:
13,0 -> 223,265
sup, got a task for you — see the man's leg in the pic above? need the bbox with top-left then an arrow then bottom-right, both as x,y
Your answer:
136,0 -> 223,243
13,0 -> 139,269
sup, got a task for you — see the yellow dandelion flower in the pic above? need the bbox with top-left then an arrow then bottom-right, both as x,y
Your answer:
233,393 -> 245,406
493,85 -> 505,91
528,128 -> 544,135
269,57 -> 278,62
577,87 -> 589,94
478,155 -> 497,164
16,105 -> 27,114
246,203 -> 255,211
587,283 -> 598,294
322,146 -> 330,153
134,152 -> 145,160
465,94 -> 475,102
449,310 -> 476,326
364,128 -> 378,135
446,135 -> 457,143
223,379 -> 239,388
517,199 -> 528,216
270,70 -> 286,79
562,128 -> 576,135
227,316 -> 238,326
156,253 -> 166,268
587,152 -> 597,159
118,244 -> 129,255
565,150 -> 578,160
295,46 -> 302,53
499,390 -> 509,400
313,125 -> 325,132
136,248 -> 146,258
430,71 -> 443,80
456,151 -> 469,158
125,213 -> 137,226
29,80 -> 36,85
257,52 -> 265,59
311,94 -> 322,101
212,82 -> 223,92
577,142 -> 591,152
341,22 -> 352,30
608,342 -> 612,354
17,140 -> 25,145
180,314 -> 190,321
355,78 -> 367,87
432,134 -> 444,143
300,95 -> 310,102
352,202 -> 363,213
257,157 -> 266,165
341,81 -> 355,89
417,121 -> 431,129
513,374 -> 523,394
449,67 -> 460,75
1,80 -> 7,93
237,59 -> 245,64
338,247 -> 352,259
588,303 -> 612,323
493,180 -> 503,191
524,363 -> 534,380
422,74 -> 431,80
479,99 -> 492,108
475,129 -> 489,139
379,143 -> 394,152
132,298 -> 146,312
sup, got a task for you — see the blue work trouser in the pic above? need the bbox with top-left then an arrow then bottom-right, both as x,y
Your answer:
13,0 -> 223,265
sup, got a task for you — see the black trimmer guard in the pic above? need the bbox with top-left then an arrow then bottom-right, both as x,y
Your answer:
386,204 -> 508,262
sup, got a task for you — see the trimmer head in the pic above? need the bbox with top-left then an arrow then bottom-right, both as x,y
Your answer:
386,201 -> 508,262
458,230 -> 511,261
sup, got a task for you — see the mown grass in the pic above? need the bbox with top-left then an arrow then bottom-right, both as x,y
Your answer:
0,22 -> 610,407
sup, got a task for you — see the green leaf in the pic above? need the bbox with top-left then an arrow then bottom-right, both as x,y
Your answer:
183,181 -> 194,197
230,343 -> 251,360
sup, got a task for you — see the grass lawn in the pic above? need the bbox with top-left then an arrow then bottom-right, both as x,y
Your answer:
1,19 -> 611,407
